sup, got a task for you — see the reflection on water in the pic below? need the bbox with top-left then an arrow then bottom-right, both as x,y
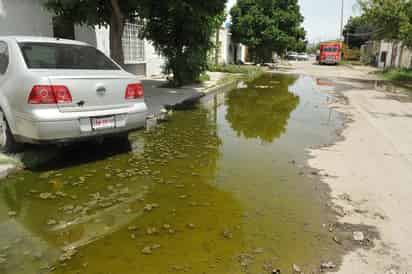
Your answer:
0,74 -> 344,274
226,74 -> 299,142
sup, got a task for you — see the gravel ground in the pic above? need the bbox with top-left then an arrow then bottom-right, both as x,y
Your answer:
284,61 -> 412,273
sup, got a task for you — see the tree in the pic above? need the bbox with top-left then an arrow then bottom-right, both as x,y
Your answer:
44,0 -> 143,66
359,0 -> 412,46
230,0 -> 305,63
138,1 -> 226,87
342,16 -> 375,49
293,39 -> 308,52
306,42 -> 320,54
359,0 -> 412,67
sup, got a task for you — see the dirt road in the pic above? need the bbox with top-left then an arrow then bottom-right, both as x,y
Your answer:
287,62 -> 412,273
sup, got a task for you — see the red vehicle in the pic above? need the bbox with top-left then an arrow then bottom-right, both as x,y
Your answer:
319,42 -> 342,65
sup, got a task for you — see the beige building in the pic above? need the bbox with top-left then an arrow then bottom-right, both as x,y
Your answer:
214,23 -> 247,65
376,40 -> 412,69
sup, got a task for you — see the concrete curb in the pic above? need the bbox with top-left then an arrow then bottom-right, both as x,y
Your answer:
163,79 -> 239,111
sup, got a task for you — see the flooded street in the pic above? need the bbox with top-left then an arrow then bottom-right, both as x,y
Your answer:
0,74 -> 345,274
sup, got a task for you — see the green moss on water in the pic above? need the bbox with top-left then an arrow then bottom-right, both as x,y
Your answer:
0,74 -> 344,274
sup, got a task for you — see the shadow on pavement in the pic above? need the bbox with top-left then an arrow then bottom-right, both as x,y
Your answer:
19,137 -> 132,172
142,79 -> 200,114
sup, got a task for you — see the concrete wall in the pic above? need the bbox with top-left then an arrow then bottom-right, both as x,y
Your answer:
74,25 -> 97,47
378,41 -> 394,69
95,26 -> 111,56
378,41 -> 412,69
215,26 -> 247,65
124,63 -> 146,76
0,0 -> 53,37
0,0 -> 96,46
145,41 -> 164,77
217,27 -> 230,64
398,46 -> 412,69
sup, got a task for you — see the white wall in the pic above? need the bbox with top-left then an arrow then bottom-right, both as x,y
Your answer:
217,27 -> 230,64
237,44 -> 247,63
216,25 -> 247,65
145,41 -> 164,77
95,26 -> 111,56
0,0 -> 5,17
378,41 -> 412,69
378,41 -> 393,69
0,0 -> 53,37
0,0 -> 96,47
74,25 -> 97,47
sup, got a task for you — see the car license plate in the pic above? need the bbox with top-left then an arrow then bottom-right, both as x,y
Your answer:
92,116 -> 115,130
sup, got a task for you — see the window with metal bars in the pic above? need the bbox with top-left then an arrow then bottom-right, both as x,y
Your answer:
122,23 -> 145,64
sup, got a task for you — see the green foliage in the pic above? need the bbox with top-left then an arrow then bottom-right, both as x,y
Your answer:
226,74 -> 299,143
208,64 -> 265,82
342,44 -> 361,61
359,0 -> 412,47
139,1 -> 226,87
307,43 -> 320,54
209,64 -> 259,74
340,60 -> 364,66
230,0 -> 305,63
44,0 -> 140,26
294,39 -> 308,53
342,15 -> 375,49
197,72 -> 211,83
380,68 -> 412,82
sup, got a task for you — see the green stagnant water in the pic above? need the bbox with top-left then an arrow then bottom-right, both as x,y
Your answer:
0,74 -> 344,274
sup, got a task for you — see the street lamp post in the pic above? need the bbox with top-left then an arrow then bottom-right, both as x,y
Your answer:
340,0 -> 344,41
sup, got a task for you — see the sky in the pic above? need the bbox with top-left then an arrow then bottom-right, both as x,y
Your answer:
226,0 -> 361,43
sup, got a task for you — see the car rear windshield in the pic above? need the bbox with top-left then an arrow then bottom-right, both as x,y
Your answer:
19,42 -> 120,70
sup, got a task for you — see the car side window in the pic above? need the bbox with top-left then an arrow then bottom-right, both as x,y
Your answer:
0,41 -> 9,75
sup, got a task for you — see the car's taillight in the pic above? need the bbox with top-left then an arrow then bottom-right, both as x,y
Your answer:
125,83 -> 144,100
28,85 -> 72,104
53,85 -> 72,103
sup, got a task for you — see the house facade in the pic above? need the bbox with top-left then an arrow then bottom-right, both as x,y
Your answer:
0,0 -> 165,77
215,23 -> 247,65
376,40 -> 412,69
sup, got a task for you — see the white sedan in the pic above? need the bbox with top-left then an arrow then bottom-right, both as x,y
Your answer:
0,36 -> 148,152
297,53 -> 309,61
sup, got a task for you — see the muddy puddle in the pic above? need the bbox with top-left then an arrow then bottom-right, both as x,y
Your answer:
0,74 -> 345,274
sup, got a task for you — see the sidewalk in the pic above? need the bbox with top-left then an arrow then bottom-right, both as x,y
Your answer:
143,72 -> 229,114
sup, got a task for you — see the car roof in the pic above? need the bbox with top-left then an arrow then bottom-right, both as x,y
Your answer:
0,36 -> 89,46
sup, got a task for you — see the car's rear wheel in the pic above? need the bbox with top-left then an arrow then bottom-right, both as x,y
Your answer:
0,111 -> 21,153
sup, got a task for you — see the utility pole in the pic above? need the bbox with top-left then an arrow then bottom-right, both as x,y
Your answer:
340,0 -> 344,41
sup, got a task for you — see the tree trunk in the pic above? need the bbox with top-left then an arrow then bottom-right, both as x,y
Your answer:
109,0 -> 125,66
172,56 -> 183,87
171,47 -> 184,87
215,27 -> 220,65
